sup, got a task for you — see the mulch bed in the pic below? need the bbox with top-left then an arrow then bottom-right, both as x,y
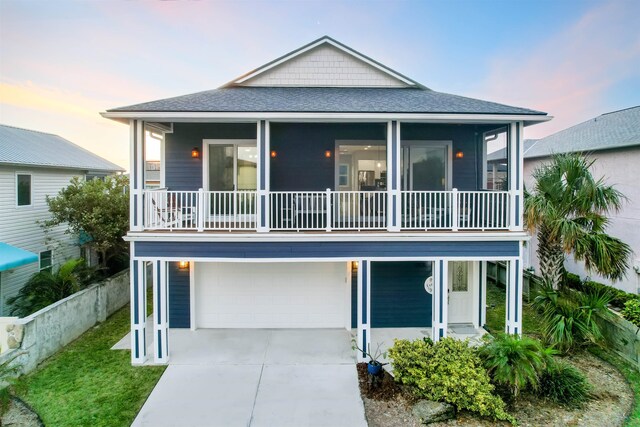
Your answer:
356,351 -> 634,426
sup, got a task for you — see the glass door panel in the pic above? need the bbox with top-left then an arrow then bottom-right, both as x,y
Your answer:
237,146 -> 257,190
208,145 -> 234,191
403,145 -> 447,191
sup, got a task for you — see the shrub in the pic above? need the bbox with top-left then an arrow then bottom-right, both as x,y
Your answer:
539,360 -> 592,406
563,272 -> 638,309
533,283 -> 612,353
7,258 -> 99,317
622,299 -> 640,327
388,337 -> 515,423
479,334 -> 555,398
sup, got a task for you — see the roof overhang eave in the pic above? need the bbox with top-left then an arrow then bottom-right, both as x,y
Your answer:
101,111 -> 552,125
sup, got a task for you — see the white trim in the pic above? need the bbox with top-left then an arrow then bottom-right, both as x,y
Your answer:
202,139 -> 257,191
129,120 -> 137,229
125,231 -> 530,242
160,136 -> 166,188
480,261 -> 487,327
15,172 -> 33,208
136,121 -> 144,229
233,37 -> 416,87
132,256 -> 520,264
189,260 -> 196,331
334,139 -> 386,190
102,111 -> 552,124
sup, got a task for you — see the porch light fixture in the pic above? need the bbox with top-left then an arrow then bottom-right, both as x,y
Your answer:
455,150 -> 464,159
270,150 -> 277,158
351,261 -> 359,271
178,261 -> 189,270
191,147 -> 200,159
325,150 -> 332,158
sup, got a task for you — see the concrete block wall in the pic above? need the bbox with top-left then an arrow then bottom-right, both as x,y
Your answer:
0,269 -> 129,374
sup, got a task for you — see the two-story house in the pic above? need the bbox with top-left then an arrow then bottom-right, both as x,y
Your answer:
102,37 -> 550,364
0,124 -> 123,315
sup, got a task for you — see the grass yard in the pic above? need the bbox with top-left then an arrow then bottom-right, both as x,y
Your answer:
485,279 -> 543,336
15,302 -> 165,427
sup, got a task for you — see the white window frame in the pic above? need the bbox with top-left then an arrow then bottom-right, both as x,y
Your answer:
201,139 -> 257,191
15,172 -> 32,207
39,250 -> 53,272
401,140 -> 453,191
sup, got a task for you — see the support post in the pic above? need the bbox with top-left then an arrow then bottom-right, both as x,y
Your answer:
257,120 -> 270,232
130,120 -> 145,231
506,246 -> 524,335
386,121 -> 401,231
325,188 -> 332,232
507,121 -> 524,231
130,255 -> 147,364
356,259 -> 371,362
153,260 -> 169,363
432,259 -> 448,341
197,188 -> 205,232
451,188 -> 459,231
479,261 -> 487,328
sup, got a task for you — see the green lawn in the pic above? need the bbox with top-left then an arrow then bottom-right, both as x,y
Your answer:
16,303 -> 165,427
485,280 -> 543,336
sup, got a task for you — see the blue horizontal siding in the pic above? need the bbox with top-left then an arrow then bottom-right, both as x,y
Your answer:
168,262 -> 190,328
136,240 -> 519,259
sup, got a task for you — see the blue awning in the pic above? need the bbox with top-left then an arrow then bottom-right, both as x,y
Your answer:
0,243 -> 39,272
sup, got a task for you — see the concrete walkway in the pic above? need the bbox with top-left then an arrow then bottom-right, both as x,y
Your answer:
131,329 -> 367,427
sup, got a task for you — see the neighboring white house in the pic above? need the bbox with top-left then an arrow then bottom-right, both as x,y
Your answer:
0,124 -> 124,315
491,106 -> 640,294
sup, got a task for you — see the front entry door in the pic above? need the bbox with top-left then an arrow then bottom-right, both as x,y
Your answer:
448,261 -> 475,324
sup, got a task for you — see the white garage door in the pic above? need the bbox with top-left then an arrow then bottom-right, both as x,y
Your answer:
195,262 -> 349,328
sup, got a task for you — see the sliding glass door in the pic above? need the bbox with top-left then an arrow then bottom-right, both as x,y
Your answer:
401,142 -> 450,191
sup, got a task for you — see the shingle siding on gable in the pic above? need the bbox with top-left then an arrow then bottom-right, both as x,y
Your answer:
241,44 -> 408,88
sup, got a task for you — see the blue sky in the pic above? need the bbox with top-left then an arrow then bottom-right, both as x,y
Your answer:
1,0 -> 638,168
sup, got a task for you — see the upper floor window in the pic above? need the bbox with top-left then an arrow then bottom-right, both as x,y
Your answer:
16,174 -> 32,206
39,250 -> 52,272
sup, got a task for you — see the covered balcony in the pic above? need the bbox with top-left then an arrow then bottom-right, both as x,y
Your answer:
132,121 -> 523,234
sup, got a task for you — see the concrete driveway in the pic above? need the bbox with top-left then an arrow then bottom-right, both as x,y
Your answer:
131,329 -> 366,427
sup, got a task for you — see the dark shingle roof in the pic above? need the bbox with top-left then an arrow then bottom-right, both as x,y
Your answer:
487,139 -> 539,163
0,124 -> 124,172
107,87 -> 546,116
523,106 -> 640,158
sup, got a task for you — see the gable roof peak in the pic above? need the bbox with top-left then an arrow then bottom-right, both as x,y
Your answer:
225,36 -> 427,89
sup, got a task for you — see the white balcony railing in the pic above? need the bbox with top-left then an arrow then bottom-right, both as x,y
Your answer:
142,189 -> 510,232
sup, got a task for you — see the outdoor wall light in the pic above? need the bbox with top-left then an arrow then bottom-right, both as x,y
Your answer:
325,150 -> 332,158
178,261 -> 189,270
455,150 -> 464,159
191,147 -> 200,159
270,150 -> 277,158
351,261 -> 359,271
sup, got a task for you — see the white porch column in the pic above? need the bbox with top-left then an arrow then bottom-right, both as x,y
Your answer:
506,244 -> 524,335
256,120 -> 270,232
479,261 -> 488,328
130,255 -> 147,364
356,259 -> 371,362
386,121 -> 401,231
432,259 -> 448,341
130,120 -> 145,231
152,260 -> 169,363
507,121 -> 524,231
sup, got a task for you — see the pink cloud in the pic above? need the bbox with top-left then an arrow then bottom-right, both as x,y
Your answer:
474,0 -> 640,139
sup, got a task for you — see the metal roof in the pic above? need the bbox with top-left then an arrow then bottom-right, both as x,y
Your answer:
523,106 -> 640,159
0,124 -> 124,172
0,243 -> 38,272
107,86 -> 546,116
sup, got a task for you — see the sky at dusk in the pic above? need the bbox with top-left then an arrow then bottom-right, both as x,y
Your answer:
1,0 -> 639,170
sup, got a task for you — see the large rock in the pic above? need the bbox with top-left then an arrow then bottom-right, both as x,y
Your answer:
412,400 -> 456,424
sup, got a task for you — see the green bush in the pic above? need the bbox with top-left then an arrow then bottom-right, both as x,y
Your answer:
533,283 -> 612,353
539,360 -> 591,406
622,299 -> 640,327
388,337 -> 515,423
479,334 -> 555,398
563,272 -> 638,309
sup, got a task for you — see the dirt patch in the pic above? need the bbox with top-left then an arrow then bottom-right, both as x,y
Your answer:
357,351 -> 633,426
1,397 -> 43,427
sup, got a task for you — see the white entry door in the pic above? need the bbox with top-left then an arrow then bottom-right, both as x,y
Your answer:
194,262 -> 349,329
448,261 -> 476,324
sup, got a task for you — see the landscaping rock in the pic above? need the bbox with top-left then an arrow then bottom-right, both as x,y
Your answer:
411,400 -> 455,424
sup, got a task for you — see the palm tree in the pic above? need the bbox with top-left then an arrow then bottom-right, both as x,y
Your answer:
524,153 -> 631,289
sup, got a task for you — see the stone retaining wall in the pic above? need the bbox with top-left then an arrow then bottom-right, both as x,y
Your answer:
0,269 -> 129,374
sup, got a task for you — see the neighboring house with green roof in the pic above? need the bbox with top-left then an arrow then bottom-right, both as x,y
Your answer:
0,124 -> 124,315
522,107 -> 640,293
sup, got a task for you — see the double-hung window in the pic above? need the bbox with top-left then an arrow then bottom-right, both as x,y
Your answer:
16,174 -> 31,206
